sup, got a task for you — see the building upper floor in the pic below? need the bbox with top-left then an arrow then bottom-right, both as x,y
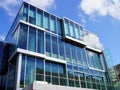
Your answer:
5,1 -> 103,52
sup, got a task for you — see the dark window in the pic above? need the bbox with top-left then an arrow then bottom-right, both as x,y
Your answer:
18,24 -> 28,49
37,30 -> 44,54
28,27 -> 36,52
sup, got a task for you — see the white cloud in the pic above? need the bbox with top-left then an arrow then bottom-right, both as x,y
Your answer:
0,0 -> 56,16
25,0 -> 56,10
0,35 -> 5,41
82,31 -> 103,50
79,0 -> 120,21
0,0 -> 20,16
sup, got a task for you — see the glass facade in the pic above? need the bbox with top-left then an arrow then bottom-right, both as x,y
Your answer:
1,2 -> 114,90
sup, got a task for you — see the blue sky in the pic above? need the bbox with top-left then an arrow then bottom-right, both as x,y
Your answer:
0,0 -> 120,65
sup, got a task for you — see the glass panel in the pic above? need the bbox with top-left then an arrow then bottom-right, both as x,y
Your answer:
46,33 -> 51,56
77,47 -> 83,65
45,61 -> 51,75
81,81 -> 86,88
52,63 -> 58,76
71,46 -> 77,63
18,24 -> 28,49
69,22 -> 75,37
82,50 -> 87,66
45,75 -> 51,84
60,78 -> 67,86
25,56 -> 35,85
80,73 -> 85,81
57,19 -> 62,35
36,74 -> 44,81
69,80 -> 74,87
37,30 -> 44,54
28,27 -> 36,52
75,80 -> 80,87
52,36 -> 58,58
52,77 -> 59,85
74,72 -> 79,80
20,55 -> 26,88
79,65 -> 84,72
29,6 -> 36,24
36,10 -> 43,27
36,58 -> 44,74
50,16 -> 56,33
23,3 -> 28,21
87,82 -> 93,89
79,26 -> 84,40
65,43 -> 71,62
44,12 -> 50,30
59,64 -> 66,77
58,37 -> 65,60
64,19 -> 70,36
75,24 -> 80,39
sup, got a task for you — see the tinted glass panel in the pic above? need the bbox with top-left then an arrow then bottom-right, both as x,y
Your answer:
52,36 -> 58,58
45,61 -> 51,75
50,16 -> 56,33
36,58 -> 44,74
37,30 -> 44,54
23,3 -> 28,21
28,27 -> 36,52
18,24 -> 28,49
25,56 -> 35,85
44,13 -> 50,30
57,19 -> 62,35
29,6 -> 36,24
46,33 -> 51,56
37,10 -> 43,27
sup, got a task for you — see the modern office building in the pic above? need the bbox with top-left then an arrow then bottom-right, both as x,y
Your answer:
0,1 -> 115,90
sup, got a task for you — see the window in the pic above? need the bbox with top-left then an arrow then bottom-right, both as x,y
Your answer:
23,3 -> 28,21
76,47 -> 83,65
87,50 -> 103,69
71,46 -> 77,63
25,56 -> 35,85
45,61 -> 51,75
59,64 -> 66,77
18,24 -> 28,49
52,63 -> 58,76
36,10 -> 43,27
75,24 -> 80,39
36,58 -> 44,81
57,19 -> 62,35
29,6 -> 36,24
37,30 -> 44,54
65,43 -> 71,62
46,33 -> 51,56
20,55 -> 26,88
50,16 -> 56,33
28,27 -> 36,52
44,12 -> 50,30
36,58 -> 44,74
64,19 -> 70,36
58,38 -> 65,59
79,26 -> 84,40
52,35 -> 58,58
69,22 -> 75,37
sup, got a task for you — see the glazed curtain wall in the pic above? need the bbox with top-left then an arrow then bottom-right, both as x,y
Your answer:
20,54 -> 66,88
19,54 -> 113,90
22,3 -> 62,35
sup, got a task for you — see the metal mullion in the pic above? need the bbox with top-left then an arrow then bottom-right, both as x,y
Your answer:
27,26 -> 29,50
24,55 -> 27,86
36,29 -> 38,53
35,57 -> 36,81
44,59 -> 45,82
